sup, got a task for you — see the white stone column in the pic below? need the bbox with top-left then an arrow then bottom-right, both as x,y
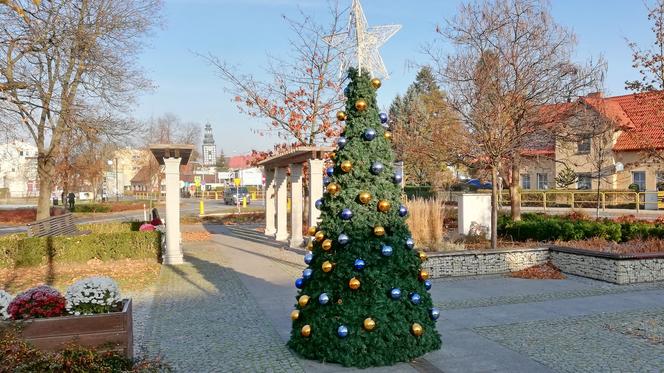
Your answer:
458,193 -> 492,239
163,157 -> 184,265
308,159 -> 324,228
290,163 -> 304,248
264,167 -> 276,236
275,166 -> 289,242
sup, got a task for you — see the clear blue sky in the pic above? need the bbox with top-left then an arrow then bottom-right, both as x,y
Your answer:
134,0 -> 653,156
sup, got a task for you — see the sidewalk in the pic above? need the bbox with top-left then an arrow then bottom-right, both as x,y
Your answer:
138,224 -> 664,372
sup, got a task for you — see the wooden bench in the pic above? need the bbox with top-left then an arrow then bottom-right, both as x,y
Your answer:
25,213 -> 91,238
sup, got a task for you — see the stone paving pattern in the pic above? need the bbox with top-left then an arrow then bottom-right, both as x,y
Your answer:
475,308 -> 664,372
136,223 -> 664,372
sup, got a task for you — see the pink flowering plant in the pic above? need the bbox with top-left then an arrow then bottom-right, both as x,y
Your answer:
65,277 -> 122,316
7,285 -> 66,319
0,290 -> 13,320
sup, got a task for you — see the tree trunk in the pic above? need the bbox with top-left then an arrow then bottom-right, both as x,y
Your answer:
490,165 -> 498,250
36,155 -> 55,220
510,162 -> 522,221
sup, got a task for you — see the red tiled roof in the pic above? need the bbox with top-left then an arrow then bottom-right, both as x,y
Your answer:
606,92 -> 664,151
227,155 -> 251,169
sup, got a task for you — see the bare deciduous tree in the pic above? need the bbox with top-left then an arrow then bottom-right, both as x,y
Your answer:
203,2 -> 347,147
429,0 -> 603,248
0,0 -> 162,219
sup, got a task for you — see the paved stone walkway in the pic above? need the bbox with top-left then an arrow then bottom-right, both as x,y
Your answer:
138,224 -> 664,372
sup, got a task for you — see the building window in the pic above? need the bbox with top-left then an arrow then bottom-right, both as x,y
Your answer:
657,172 -> 664,191
577,137 -> 591,154
537,173 -> 549,190
632,171 -> 646,191
577,173 -> 592,190
19,150 -> 24,156
521,174 -> 531,190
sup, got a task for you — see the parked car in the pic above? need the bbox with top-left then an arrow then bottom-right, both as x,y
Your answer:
223,187 -> 251,205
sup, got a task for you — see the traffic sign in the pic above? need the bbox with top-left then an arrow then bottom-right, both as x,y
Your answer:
234,178 -> 241,186
194,176 -> 201,187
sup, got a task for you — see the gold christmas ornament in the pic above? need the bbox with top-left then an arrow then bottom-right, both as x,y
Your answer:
411,323 -> 423,336
315,231 -> 325,242
301,324 -> 312,337
384,131 -> 392,140
355,99 -> 368,111
298,295 -> 310,307
327,183 -> 340,195
419,270 -> 430,281
349,277 -> 361,290
329,152 -> 336,160
322,261 -> 334,272
373,226 -> 385,237
419,251 -> 428,261
337,298 -> 343,305
340,160 -> 353,173
363,317 -> 376,331
377,200 -> 391,212
291,310 -> 300,320
306,240 -> 314,251
371,78 -> 382,89
336,111 -> 347,121
322,239 -> 333,251
358,191 -> 372,204
307,226 -> 317,236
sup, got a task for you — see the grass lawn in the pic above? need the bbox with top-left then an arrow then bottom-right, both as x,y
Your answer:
0,258 -> 160,294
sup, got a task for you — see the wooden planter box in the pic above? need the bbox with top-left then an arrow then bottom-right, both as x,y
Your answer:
7,298 -> 133,358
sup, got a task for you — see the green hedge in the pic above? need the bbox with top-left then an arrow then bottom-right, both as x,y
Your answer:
72,203 -> 112,213
0,230 -> 160,268
498,213 -> 664,242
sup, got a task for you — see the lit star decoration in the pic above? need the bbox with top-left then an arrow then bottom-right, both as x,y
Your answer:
323,0 -> 401,79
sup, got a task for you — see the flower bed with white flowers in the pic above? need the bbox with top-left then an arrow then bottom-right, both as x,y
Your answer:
1,277 -> 133,358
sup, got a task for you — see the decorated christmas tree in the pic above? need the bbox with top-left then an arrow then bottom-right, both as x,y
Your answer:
287,68 -> 442,367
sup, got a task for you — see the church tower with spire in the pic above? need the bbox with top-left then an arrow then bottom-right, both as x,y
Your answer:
202,123 -> 216,166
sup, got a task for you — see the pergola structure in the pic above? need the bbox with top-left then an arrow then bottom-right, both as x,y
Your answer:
258,146 -> 335,248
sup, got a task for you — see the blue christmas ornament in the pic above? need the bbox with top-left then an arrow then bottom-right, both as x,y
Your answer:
326,167 -> 335,177
318,293 -> 330,305
381,244 -> 393,257
337,137 -> 347,149
398,205 -> 408,217
304,252 -> 313,265
340,208 -> 353,220
363,128 -> 377,141
406,237 -> 415,249
371,162 -> 384,175
337,233 -> 349,245
295,278 -> 304,289
379,112 -> 388,124
315,199 -> 324,210
393,173 -> 403,184
390,288 -> 402,300
424,280 -> 432,291
344,85 -> 351,96
302,268 -> 313,280
410,293 -> 421,305
337,325 -> 349,338
430,307 -> 441,321
323,176 -> 331,186
354,258 -> 366,270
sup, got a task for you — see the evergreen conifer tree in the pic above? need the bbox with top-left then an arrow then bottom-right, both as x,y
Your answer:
287,69 -> 442,367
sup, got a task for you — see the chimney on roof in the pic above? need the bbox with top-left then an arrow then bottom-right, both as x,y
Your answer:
587,92 -> 603,98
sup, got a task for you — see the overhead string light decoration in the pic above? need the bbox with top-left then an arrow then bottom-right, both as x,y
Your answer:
323,0 -> 401,79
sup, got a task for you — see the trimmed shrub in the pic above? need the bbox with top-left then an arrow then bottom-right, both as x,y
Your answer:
8,285 -> 66,319
72,204 -> 112,213
9,231 -> 160,268
499,213 -> 660,243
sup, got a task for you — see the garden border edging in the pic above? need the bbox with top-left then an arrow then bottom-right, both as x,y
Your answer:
424,246 -> 664,284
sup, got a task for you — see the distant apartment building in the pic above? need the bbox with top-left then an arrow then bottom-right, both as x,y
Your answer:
106,148 -> 151,195
520,92 -> 664,193
0,141 -> 38,197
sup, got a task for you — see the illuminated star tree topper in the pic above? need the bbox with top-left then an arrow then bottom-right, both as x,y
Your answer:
324,0 -> 401,79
